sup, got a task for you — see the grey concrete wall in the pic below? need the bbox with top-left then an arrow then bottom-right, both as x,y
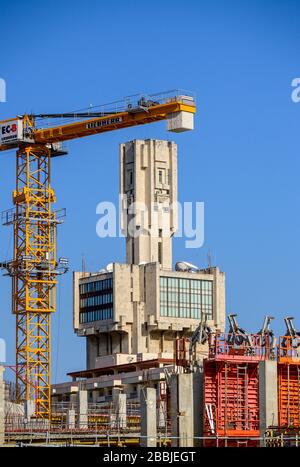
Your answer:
114,263 -> 134,323
140,387 -> 157,447
86,336 -> 98,370
259,360 -> 278,445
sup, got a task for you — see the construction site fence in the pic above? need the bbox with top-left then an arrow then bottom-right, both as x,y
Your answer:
2,434 -> 300,448
51,401 -> 141,416
5,411 -> 171,436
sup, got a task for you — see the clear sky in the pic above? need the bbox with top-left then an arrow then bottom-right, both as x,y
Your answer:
0,0 -> 300,382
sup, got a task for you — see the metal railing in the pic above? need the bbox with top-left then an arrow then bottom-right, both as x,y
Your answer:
208,332 -> 276,360
278,336 -> 300,362
34,89 -> 195,129
2,432 -> 300,448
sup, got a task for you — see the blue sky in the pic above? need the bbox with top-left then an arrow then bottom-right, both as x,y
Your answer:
0,0 -> 300,382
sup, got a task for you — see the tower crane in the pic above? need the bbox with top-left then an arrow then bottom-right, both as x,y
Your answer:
0,90 -> 196,419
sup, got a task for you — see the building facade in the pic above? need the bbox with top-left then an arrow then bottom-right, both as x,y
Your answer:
74,263 -> 225,370
120,139 -> 178,269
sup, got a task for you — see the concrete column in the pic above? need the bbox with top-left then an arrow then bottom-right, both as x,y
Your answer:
140,387 -> 157,447
0,366 -> 5,446
92,390 -> 99,403
193,368 -> 204,446
157,399 -> 167,429
24,400 -> 35,419
70,392 -> 78,408
156,385 -> 166,429
66,409 -> 76,429
259,360 -> 278,446
171,373 -> 194,447
77,390 -> 88,429
113,388 -> 127,429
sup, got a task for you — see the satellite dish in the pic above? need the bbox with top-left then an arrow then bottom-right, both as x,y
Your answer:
105,262 -> 114,273
175,261 -> 199,273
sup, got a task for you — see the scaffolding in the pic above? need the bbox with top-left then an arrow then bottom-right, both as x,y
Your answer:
3,398 -> 171,445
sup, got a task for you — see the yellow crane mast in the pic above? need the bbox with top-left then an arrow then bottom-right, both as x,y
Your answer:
0,90 -> 196,419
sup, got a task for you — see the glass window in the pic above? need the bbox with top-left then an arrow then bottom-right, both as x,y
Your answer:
79,275 -> 113,323
159,277 -> 213,320
159,170 -> 163,184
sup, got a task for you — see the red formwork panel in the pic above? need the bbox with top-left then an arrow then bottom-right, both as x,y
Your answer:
278,363 -> 300,427
203,360 -> 260,447
277,336 -> 300,428
203,333 -> 264,447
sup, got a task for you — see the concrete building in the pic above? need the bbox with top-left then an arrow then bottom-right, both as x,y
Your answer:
120,139 -> 177,270
52,140 -> 225,408
73,263 -> 225,371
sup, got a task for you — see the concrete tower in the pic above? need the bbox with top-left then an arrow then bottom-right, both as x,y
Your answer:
120,139 -> 178,270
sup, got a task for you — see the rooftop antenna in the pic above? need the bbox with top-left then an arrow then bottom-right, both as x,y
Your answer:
82,253 -> 86,276
207,250 -> 212,268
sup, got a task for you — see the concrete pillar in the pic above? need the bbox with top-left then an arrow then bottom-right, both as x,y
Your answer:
77,390 -> 88,429
112,388 -> 127,429
157,400 -> 167,429
92,390 -> 99,403
24,400 -> 35,419
171,373 -> 194,447
140,387 -> 157,447
66,409 -> 76,429
70,392 -> 78,408
193,368 -> 204,446
0,366 -> 5,446
156,385 -> 167,429
259,360 -> 278,446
